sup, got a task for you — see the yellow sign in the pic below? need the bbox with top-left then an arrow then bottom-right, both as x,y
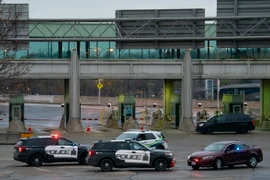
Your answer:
97,82 -> 103,89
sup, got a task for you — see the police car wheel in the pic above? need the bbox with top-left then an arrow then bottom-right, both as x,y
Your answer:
154,158 -> 168,171
100,159 -> 114,171
78,153 -> 87,165
30,154 -> 43,167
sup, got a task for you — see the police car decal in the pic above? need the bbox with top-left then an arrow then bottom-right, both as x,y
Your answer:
45,146 -> 78,158
115,150 -> 150,164
143,137 -> 164,148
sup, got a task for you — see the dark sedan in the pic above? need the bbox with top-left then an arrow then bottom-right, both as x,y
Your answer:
187,141 -> 263,170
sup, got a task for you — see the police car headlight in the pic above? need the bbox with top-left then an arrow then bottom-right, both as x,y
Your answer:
199,123 -> 204,127
202,156 -> 213,160
165,152 -> 173,156
188,155 -> 190,159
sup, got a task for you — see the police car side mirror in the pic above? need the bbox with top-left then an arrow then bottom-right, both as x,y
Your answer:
112,138 -> 115,140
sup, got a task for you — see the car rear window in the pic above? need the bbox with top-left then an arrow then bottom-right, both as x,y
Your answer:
15,140 -> 24,146
156,132 -> 165,139
145,133 -> 156,140
113,142 -> 128,150
16,139 -> 44,147
92,143 -> 112,149
115,133 -> 137,140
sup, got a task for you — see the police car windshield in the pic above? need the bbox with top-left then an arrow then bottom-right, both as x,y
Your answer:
115,133 -> 138,140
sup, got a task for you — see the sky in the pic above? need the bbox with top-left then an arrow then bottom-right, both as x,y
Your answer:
3,0 -> 217,18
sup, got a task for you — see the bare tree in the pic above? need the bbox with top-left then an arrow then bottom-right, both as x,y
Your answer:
0,2 -> 32,131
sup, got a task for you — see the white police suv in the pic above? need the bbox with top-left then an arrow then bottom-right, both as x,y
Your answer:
114,130 -> 168,150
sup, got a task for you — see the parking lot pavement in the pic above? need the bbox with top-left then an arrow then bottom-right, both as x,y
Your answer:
1,130 -> 270,180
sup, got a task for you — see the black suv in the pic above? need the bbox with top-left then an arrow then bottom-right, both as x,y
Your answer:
87,139 -> 176,171
196,113 -> 255,134
13,134 -> 90,166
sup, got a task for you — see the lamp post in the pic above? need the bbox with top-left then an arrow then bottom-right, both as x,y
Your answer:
98,79 -> 101,105
217,79 -> 220,109
4,49 -> 8,58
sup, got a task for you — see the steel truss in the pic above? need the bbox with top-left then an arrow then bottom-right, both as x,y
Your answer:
2,16 -> 270,42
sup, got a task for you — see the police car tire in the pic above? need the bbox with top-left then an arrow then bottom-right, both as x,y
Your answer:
154,158 -> 168,171
78,153 -> 87,165
100,158 -> 114,171
30,154 -> 43,167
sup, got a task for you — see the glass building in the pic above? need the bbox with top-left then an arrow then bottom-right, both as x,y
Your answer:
3,23 -> 270,60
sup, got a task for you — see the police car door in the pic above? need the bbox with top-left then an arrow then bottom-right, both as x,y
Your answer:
116,142 -> 151,165
45,138 -> 78,159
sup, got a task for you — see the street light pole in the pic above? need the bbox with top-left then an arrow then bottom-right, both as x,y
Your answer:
98,79 -> 101,105
217,79 -> 220,109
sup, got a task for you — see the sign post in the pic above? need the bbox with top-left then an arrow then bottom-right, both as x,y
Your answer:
97,80 -> 103,105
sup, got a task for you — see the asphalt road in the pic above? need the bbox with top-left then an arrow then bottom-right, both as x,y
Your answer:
0,130 -> 270,180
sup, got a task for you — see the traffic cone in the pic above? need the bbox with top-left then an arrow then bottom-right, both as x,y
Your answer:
140,124 -> 144,130
86,123 -> 91,132
27,124 -> 32,132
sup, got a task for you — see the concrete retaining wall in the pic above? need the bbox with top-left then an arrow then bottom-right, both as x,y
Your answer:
0,133 -> 21,145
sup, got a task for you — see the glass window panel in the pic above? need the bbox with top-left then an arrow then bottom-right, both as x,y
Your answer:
80,42 -> 86,59
130,49 -> 142,59
149,49 -> 159,59
109,42 -> 116,59
98,42 -> 109,59
89,42 -> 98,59
50,42 -> 58,59
29,42 -> 49,58
15,50 -> 28,59
143,49 -> 150,59
62,42 -> 71,58
119,49 -> 130,59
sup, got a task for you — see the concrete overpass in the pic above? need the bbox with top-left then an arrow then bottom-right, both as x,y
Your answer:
18,59 -> 270,80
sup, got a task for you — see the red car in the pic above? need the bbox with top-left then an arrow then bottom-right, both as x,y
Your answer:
187,141 -> 263,170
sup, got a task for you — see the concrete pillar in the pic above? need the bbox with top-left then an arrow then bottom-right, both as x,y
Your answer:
179,50 -> 195,131
64,79 -> 69,124
163,80 -> 174,121
261,80 -> 270,122
66,49 -> 83,132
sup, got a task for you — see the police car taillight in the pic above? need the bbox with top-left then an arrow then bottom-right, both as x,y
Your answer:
88,150 -> 96,156
165,139 -> 168,143
18,146 -> 27,152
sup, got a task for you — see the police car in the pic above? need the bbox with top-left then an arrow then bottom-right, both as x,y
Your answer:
13,134 -> 90,166
87,139 -> 176,171
114,130 -> 168,150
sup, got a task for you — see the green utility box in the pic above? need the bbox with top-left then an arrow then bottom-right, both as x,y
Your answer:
9,95 -> 25,123
170,94 -> 182,128
222,94 -> 244,114
118,94 -> 135,126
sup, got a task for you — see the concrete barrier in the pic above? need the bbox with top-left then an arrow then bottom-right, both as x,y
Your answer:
0,133 -> 21,145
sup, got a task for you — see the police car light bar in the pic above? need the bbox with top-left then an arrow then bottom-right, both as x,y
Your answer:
51,134 -> 59,139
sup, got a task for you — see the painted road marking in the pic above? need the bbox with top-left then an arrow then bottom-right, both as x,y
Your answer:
34,167 -> 53,172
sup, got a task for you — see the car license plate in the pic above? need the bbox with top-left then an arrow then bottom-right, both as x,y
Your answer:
191,161 -> 196,165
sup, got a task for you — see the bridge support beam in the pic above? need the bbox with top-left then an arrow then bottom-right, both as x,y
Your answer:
163,79 -> 174,126
66,49 -> 83,132
180,50 -> 195,131
64,79 -> 69,125
261,80 -> 270,127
